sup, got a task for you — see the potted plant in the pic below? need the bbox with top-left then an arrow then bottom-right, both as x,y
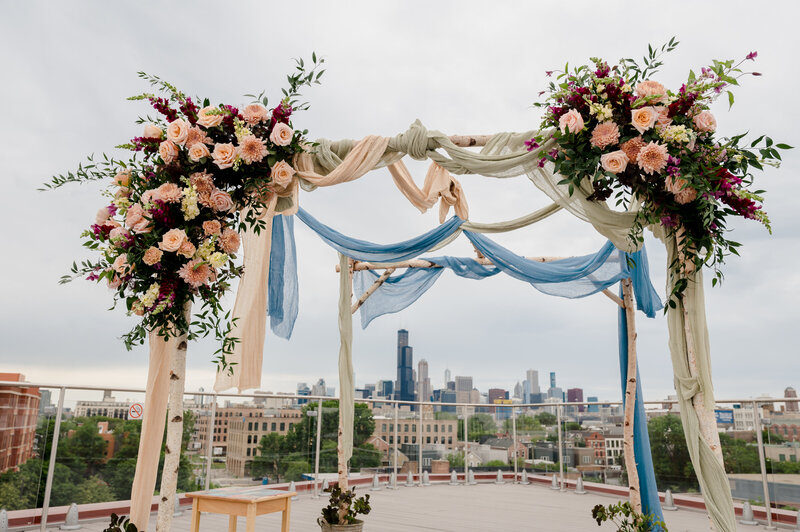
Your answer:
103,514 -> 138,532
317,486 -> 371,531
591,502 -> 667,531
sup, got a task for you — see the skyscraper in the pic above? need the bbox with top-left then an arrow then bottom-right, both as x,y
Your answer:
455,376 -> 473,404
417,359 -> 432,402
547,372 -> 563,401
444,368 -> 451,387
550,372 -> 556,389
567,388 -> 584,412
526,370 -> 541,394
395,329 -> 415,402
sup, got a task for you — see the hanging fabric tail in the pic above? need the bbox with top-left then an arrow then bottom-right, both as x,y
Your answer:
337,252 -> 355,465
269,214 -> 299,339
618,284 -> 664,525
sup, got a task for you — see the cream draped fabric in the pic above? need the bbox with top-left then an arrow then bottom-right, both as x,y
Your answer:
387,160 -> 469,223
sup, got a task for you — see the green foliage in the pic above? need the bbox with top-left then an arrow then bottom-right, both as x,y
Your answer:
566,422 -> 582,431
458,413 -> 497,441
320,486 -> 371,526
592,501 -> 667,531
74,476 -> 116,503
485,460 -> 508,467
103,513 -> 138,532
447,453 -> 465,469
504,414 -> 542,433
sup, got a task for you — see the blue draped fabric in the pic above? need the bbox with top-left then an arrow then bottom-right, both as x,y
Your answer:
619,285 -> 665,524
624,245 -> 661,319
296,207 -> 464,262
267,215 -> 298,339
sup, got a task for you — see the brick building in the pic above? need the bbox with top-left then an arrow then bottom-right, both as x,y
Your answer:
225,409 -> 305,477
373,416 -> 458,449
0,373 -> 41,473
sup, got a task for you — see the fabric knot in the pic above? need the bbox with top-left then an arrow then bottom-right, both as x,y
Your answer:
390,119 -> 433,160
674,375 -> 702,400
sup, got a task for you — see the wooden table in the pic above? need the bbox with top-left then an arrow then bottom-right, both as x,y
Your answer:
186,486 -> 296,532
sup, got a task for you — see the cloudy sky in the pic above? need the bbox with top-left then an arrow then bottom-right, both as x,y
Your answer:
2,1 -> 798,407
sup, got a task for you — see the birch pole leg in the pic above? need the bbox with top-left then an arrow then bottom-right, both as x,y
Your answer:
621,279 -> 642,513
155,303 -> 191,532
336,255 -> 353,525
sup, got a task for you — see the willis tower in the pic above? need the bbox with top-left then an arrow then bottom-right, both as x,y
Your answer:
394,329 -> 415,402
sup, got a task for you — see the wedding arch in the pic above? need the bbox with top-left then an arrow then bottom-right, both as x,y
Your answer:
47,45 -> 788,532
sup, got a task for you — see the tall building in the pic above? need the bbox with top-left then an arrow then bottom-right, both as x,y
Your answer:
513,382 -> 522,399
417,359 -> 432,403
547,372 -> 563,401
455,376 -> 473,404
550,372 -> 557,389
377,380 -> 394,398
526,370 -> 541,394
786,387 -> 799,413
587,396 -> 599,413
395,329 -> 415,402
0,373 -> 41,473
567,388 -> 584,412
296,382 -> 311,404
75,390 -> 133,419
444,369 -> 451,387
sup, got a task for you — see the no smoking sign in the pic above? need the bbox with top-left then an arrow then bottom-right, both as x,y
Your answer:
129,402 -> 144,419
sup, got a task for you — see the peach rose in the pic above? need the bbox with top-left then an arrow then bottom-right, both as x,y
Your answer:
558,109 -> 585,134
188,142 -> 211,162
196,106 -> 223,128
109,226 -> 130,244
269,123 -> 294,146
178,240 -> 197,259
212,143 -> 237,169
634,80 -> 668,104
156,182 -> 183,203
113,170 -> 131,187
203,220 -> 222,236
210,189 -> 234,212
159,140 -> 178,165
112,253 -> 130,275
631,107 -> 658,134
666,175 -> 698,204
600,150 -> 630,174
143,246 -> 163,266
654,106 -> 672,130
270,160 -> 296,188
158,228 -> 187,252
693,110 -> 717,133
143,123 -> 163,139
242,103 -> 269,125
219,228 -> 240,254
107,274 -> 123,289
167,118 -> 190,146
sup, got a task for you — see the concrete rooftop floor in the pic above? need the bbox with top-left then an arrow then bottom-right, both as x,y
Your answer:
43,482 -> 719,532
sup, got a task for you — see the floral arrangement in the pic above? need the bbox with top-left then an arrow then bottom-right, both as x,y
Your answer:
528,38 -> 791,306
44,56 -> 325,369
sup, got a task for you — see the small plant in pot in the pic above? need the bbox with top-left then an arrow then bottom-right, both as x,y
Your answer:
318,485 -> 371,531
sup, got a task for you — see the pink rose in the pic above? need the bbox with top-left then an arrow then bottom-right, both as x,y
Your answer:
178,240 -> 197,259
242,104 -> 269,125
212,143 -> 237,169
96,207 -> 111,225
196,106 -> 223,128
159,228 -> 187,252
631,107 -> 658,134
210,189 -> 234,212
188,142 -> 211,162
125,204 -> 151,233
166,118 -> 190,146
113,170 -> 131,187
270,160 -> 296,188
654,106 -> 672,130
693,111 -> 717,133
143,123 -> 163,139
107,273 -> 123,289
558,109 -> 585,135
634,80 -> 668,104
109,226 -> 130,244
159,141 -> 178,165
269,123 -> 294,146
600,150 -> 630,174
143,246 -> 163,266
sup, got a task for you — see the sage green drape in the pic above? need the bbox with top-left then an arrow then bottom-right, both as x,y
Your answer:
306,120 -> 735,531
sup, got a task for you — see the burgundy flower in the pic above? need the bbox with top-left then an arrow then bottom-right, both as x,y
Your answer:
746,51 -> 758,61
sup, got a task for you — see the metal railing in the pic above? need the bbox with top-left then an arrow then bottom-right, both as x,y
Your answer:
1,379 -> 798,530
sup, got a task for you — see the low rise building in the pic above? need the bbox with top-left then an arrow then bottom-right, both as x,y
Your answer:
0,373 -> 40,473
225,409 -> 305,477
373,416 -> 458,449
74,390 -> 132,419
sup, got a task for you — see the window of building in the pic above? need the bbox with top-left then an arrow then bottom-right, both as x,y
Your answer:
434,425 -> 438,433
247,435 -> 252,444
448,437 -> 452,444
253,435 -> 258,445
780,454 -> 786,462
448,425 -> 452,432
262,423 -> 267,431
404,436 -> 408,443
412,436 -> 416,443
271,423 -> 276,431
389,424 -> 394,432
427,424 -> 431,432
280,423 -> 285,431
382,424 -> 387,432
246,448 -> 251,457
791,455 -> 797,462
582,456 -> 590,464
426,437 -> 431,444
248,422 -> 253,431
389,436 -> 393,444
404,424 -> 408,432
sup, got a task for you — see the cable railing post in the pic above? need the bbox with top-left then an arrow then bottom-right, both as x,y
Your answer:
557,404 -> 564,491
753,401 -> 777,529
417,403 -> 423,486
463,406 -> 469,484
314,396 -> 324,498
511,405 -> 518,484
203,393 -> 216,491
392,401 -> 399,487
40,386 -> 65,532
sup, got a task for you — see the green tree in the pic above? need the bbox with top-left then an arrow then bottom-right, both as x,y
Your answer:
252,432 -> 286,482
647,414 -> 697,491
566,422 -> 582,431
718,433 -> 759,474
485,460 -> 507,467
447,453 -> 464,468
504,415 -> 542,433
536,412 -> 557,426
59,422 -> 108,476
458,413 -> 496,441
74,476 -> 115,504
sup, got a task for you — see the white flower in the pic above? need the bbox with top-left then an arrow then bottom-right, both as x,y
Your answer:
181,186 -> 200,221
621,83 -> 632,93
659,125 -> 692,144
196,239 -> 216,260
208,252 -> 228,269
140,282 -> 161,308
589,103 -> 614,122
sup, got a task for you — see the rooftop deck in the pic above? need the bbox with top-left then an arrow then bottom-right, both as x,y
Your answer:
54,482 -> 713,532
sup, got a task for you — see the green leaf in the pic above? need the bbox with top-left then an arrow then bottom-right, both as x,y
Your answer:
727,91 -> 734,109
